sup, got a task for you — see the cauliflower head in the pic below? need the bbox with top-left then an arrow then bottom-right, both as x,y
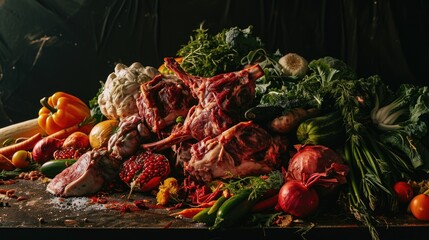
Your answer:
98,62 -> 158,120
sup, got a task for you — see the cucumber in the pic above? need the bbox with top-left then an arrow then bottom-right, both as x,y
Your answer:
40,159 -> 77,178
296,111 -> 346,148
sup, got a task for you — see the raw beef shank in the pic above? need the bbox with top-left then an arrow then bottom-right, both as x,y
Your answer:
143,57 -> 264,151
137,74 -> 196,137
185,121 -> 288,182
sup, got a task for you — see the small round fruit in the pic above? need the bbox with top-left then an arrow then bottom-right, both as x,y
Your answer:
393,181 -> 414,204
409,193 -> 429,221
89,120 -> 119,149
11,150 -> 32,169
63,131 -> 90,149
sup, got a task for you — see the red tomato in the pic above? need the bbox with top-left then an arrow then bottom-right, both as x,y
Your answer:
393,181 -> 414,204
409,193 -> 429,221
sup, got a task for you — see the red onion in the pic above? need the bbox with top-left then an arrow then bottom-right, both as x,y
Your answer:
286,144 -> 349,196
277,144 -> 350,217
277,179 -> 319,217
32,137 -> 64,164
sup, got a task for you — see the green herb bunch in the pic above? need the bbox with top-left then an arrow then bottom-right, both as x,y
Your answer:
177,24 -> 263,77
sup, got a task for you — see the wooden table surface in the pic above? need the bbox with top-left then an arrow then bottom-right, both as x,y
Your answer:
0,178 -> 428,240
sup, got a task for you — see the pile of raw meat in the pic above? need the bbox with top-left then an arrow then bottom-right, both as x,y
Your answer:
47,58 -> 289,197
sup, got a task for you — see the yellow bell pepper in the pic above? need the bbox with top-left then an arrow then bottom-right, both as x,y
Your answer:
38,92 -> 91,135
158,57 -> 183,75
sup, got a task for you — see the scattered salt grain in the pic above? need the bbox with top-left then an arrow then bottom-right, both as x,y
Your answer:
50,197 -> 106,211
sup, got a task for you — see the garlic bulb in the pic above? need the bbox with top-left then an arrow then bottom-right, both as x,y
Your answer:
278,53 -> 308,78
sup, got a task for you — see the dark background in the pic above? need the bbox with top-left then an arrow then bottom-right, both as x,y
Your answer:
0,0 -> 428,127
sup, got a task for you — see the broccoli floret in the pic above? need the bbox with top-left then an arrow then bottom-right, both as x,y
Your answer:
224,26 -> 263,55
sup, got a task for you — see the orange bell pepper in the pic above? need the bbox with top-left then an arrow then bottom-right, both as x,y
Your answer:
38,92 -> 91,135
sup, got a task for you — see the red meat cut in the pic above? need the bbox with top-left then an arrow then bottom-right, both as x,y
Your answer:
184,121 -> 288,182
142,57 -> 264,151
46,148 -> 121,197
137,74 -> 197,137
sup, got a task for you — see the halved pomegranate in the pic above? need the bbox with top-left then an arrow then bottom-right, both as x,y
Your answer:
119,151 -> 171,198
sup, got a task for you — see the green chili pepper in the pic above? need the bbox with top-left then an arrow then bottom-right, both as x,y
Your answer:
211,189 -> 259,229
192,207 -> 214,224
193,195 -> 228,225
207,195 -> 227,215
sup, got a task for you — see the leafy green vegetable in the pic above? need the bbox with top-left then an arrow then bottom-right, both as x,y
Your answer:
381,130 -> 429,171
0,162 -> 39,179
371,84 -> 417,127
222,170 -> 284,200
308,56 -> 357,82
240,48 -> 299,107
371,83 -> 429,138
177,24 -> 263,77
407,86 -> 429,137
257,56 -> 359,113
225,26 -> 263,55
88,81 -> 105,123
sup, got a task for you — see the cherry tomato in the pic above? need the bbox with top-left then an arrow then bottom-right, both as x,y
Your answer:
11,150 -> 32,169
409,193 -> 429,221
393,181 -> 414,204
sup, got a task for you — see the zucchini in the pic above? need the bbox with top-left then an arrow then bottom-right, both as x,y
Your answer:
296,111 -> 346,148
40,159 -> 77,178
